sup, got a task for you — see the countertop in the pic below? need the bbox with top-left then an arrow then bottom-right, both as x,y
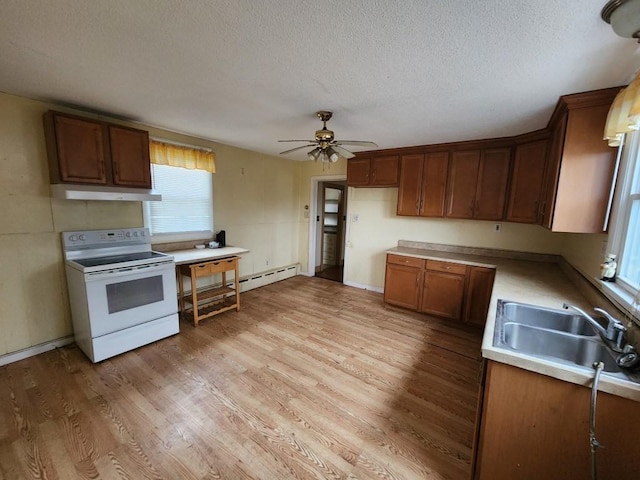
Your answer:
168,246 -> 249,265
387,245 -> 640,402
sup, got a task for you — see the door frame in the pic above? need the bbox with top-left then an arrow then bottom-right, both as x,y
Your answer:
306,174 -> 347,278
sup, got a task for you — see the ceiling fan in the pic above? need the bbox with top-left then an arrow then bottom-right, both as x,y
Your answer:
279,111 -> 378,162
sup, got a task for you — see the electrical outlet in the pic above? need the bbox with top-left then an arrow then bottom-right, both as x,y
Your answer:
352,214 -> 360,223
494,223 -> 502,233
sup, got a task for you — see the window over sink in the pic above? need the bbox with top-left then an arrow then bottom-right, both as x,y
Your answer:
607,130 -> 640,316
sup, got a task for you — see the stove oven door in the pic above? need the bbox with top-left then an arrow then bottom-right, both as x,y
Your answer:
84,261 -> 178,337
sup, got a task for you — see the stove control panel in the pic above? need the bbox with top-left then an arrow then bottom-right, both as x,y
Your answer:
63,228 -> 150,249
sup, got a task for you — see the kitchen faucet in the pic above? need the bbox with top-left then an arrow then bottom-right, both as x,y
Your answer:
562,303 -> 627,352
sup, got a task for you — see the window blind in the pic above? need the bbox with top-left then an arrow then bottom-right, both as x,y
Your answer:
148,164 -> 213,235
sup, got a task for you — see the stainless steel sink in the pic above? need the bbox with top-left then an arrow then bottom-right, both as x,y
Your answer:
500,301 -> 598,336
494,300 -> 626,376
502,322 -> 621,372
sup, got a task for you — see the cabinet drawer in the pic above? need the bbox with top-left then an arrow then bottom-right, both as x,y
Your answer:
426,260 -> 467,275
208,257 -> 238,274
191,263 -> 214,277
387,254 -> 424,268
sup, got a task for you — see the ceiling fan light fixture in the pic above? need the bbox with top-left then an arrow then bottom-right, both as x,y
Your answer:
326,147 -> 340,163
308,147 -> 321,161
278,110 -> 377,161
601,0 -> 640,40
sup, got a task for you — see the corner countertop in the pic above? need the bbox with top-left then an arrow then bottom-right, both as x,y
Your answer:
386,245 -> 640,402
167,246 -> 250,265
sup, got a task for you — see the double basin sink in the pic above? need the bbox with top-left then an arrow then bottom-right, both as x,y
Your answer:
493,300 -> 624,375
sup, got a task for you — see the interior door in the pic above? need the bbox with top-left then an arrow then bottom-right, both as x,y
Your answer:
316,182 -> 346,281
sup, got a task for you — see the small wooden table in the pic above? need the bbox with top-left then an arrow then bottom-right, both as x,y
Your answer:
177,256 -> 240,326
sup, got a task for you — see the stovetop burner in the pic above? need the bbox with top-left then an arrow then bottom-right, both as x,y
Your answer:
74,251 -> 169,268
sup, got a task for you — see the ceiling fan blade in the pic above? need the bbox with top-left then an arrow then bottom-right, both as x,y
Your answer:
332,145 -> 355,159
279,144 -> 317,155
334,140 -> 378,148
278,139 -> 317,143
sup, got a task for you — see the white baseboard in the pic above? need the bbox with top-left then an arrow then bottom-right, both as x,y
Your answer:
343,280 -> 384,293
238,264 -> 300,292
0,336 -> 75,366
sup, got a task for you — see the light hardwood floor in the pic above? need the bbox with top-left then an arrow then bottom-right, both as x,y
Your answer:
0,276 -> 484,480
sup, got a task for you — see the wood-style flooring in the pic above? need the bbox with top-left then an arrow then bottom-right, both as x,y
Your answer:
0,276 -> 484,480
315,265 -> 343,283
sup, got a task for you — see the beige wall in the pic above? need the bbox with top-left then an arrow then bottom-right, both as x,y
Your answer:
0,93 -> 143,356
560,232 -> 608,280
0,90 -> 609,358
343,187 -> 569,289
0,92 -> 302,357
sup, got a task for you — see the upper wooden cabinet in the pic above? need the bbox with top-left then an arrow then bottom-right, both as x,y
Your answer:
539,88 -> 620,233
397,152 -> 449,216
446,148 -> 511,220
43,111 -> 152,189
108,125 -> 152,188
506,139 -> 549,224
347,156 -> 399,187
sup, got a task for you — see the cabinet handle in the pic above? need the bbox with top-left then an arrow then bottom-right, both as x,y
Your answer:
533,201 -> 539,223
469,199 -> 475,214
419,197 -> 424,212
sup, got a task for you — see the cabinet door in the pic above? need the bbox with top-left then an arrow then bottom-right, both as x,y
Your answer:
347,158 -> 371,186
397,154 -> 423,216
474,148 -> 510,220
50,113 -> 108,184
384,263 -> 422,310
446,150 -> 480,219
421,271 -> 466,320
541,114 -> 567,229
549,104 -> 617,232
464,266 -> 495,326
370,156 -> 399,186
476,361 -> 640,480
506,140 -> 548,223
108,125 -> 152,188
420,152 -> 449,217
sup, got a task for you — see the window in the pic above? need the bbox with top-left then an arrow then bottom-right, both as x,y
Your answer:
143,163 -> 213,242
608,130 -> 640,313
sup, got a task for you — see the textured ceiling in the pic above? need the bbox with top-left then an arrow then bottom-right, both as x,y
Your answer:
1,0 -> 639,160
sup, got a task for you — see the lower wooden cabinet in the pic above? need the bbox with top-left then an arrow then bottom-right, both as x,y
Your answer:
420,260 -> 467,319
384,254 -> 495,325
383,255 -> 423,310
464,267 -> 496,326
474,361 -> 640,479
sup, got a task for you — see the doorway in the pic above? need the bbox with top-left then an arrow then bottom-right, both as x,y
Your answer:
315,181 -> 347,282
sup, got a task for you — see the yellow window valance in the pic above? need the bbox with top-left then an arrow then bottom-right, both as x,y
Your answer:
604,73 -> 640,147
150,140 -> 216,173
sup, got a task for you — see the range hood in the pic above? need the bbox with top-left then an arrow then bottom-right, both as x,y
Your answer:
50,184 -> 162,201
